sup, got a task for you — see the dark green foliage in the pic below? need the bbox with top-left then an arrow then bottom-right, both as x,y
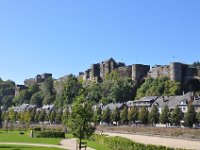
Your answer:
136,77 -> 181,99
14,89 -> 31,105
148,105 -> 159,125
41,77 -> 56,105
171,106 -> 183,126
92,134 -> 176,150
0,107 -> 2,128
128,107 -> 138,123
86,82 -> 102,104
61,75 -> 81,105
120,106 -> 128,124
110,106 -> 120,125
38,110 -> 46,122
184,104 -> 197,127
138,107 -> 148,125
33,131 -> 65,138
93,107 -> 102,125
102,107 -> 111,124
49,110 -> 56,124
30,92 -> 43,107
160,105 -> 170,126
0,80 -> 15,109
68,92 -> 95,149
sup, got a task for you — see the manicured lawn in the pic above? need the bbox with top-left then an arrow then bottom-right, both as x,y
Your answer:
0,131 -> 62,145
0,145 -> 64,150
84,140 -> 111,150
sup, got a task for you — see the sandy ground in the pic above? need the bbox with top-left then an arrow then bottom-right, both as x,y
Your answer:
103,132 -> 200,150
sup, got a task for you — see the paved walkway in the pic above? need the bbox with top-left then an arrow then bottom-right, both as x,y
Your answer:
0,138 -> 95,150
104,132 -> 200,150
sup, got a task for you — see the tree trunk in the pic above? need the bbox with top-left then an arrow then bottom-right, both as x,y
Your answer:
79,138 -> 81,150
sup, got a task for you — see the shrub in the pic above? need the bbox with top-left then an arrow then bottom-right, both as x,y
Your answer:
33,131 -> 65,138
92,134 -> 179,150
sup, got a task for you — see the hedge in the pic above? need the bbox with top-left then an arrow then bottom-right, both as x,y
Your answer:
90,135 -> 181,150
32,131 -> 65,138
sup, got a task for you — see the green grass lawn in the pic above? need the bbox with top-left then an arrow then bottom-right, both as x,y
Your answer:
0,131 -> 62,145
0,145 -> 64,150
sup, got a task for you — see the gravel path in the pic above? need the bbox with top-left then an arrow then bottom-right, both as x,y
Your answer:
104,132 -> 200,150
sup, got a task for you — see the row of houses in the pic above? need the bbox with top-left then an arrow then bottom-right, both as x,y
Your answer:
95,92 -> 200,114
12,92 -> 200,115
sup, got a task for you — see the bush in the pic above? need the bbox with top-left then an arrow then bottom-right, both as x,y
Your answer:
92,135 -> 179,150
33,131 -> 65,138
33,127 -> 41,131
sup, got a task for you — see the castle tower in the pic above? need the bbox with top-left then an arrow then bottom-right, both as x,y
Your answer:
132,64 -> 150,82
170,62 -> 182,82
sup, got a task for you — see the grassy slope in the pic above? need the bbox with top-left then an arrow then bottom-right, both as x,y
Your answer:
0,145 -> 64,150
0,131 -> 62,145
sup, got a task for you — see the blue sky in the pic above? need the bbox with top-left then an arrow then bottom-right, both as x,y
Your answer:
0,0 -> 199,84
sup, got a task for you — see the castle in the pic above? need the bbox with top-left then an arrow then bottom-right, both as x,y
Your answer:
15,73 -> 52,96
81,58 -> 199,84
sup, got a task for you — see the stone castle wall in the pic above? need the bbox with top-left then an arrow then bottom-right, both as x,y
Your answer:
82,58 -> 198,84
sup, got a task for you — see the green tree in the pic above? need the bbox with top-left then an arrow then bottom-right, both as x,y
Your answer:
61,75 -> 81,105
138,107 -> 148,125
197,112 -> 200,124
93,107 -> 102,125
38,110 -> 46,122
41,77 -> 55,105
171,106 -> 182,126
160,105 -> 170,126
128,107 -> 138,124
184,104 -> 197,127
86,83 -> 102,104
30,92 -> 43,107
111,106 -> 120,125
68,94 -> 95,150
120,106 -> 128,124
8,108 -> 17,122
55,110 -> 62,124
19,111 -> 31,128
30,108 -> 36,123
28,83 -> 39,95
148,105 -> 159,126
102,107 -> 111,125
136,77 -> 181,99
14,89 -> 31,105
0,107 -> 2,128
49,110 -> 56,124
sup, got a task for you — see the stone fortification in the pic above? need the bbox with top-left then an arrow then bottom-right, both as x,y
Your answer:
82,58 -> 198,84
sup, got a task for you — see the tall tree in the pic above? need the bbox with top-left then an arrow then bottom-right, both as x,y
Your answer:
41,77 -> 55,105
0,107 -> 2,128
148,105 -> 159,126
101,107 -> 111,125
160,105 -> 170,126
138,107 -> 148,125
61,75 -> 81,106
68,93 -> 95,150
184,104 -> 197,127
171,105 -> 182,126
120,106 -> 128,124
111,106 -> 120,125
93,107 -> 102,125
30,92 -> 43,107
128,107 -> 138,124
49,110 -> 56,124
